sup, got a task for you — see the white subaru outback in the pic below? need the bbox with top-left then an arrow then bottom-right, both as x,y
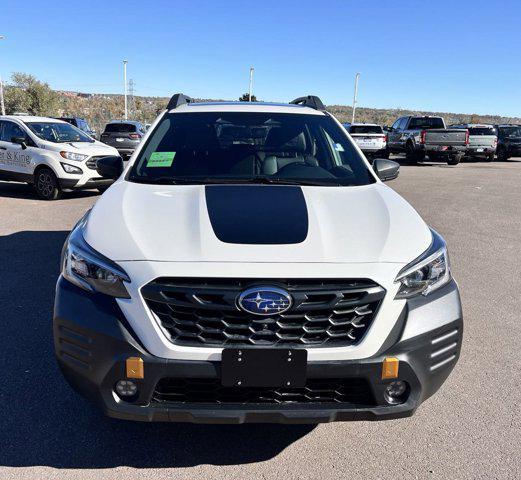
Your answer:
0,116 -> 120,199
54,94 -> 462,423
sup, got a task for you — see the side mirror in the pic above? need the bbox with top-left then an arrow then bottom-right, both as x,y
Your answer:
97,156 -> 124,179
11,136 -> 28,149
373,158 -> 400,182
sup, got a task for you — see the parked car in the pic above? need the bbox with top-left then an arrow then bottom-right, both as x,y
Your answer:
58,117 -> 97,139
387,115 -> 468,165
494,124 -> 521,161
343,123 -> 388,159
100,120 -> 146,159
450,124 -> 497,161
0,116 -> 120,199
54,93 -> 462,424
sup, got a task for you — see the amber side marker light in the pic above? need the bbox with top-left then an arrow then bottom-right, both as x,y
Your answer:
382,357 -> 399,380
126,357 -> 144,379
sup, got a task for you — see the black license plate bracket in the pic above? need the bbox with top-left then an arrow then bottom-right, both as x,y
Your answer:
221,348 -> 307,388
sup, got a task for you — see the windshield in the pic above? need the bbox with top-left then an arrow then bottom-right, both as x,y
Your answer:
104,123 -> 138,133
349,125 -> 383,134
128,112 -> 376,186
408,117 -> 445,130
25,122 -> 94,143
468,127 -> 496,136
501,127 -> 521,137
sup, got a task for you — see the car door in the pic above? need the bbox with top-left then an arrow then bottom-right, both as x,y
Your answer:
0,120 -> 34,179
387,118 -> 403,151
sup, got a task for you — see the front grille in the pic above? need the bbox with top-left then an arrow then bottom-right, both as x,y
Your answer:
142,278 -> 385,348
85,156 -> 106,170
152,377 -> 376,406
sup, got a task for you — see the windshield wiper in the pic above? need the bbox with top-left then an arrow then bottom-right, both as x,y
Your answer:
129,176 -> 346,186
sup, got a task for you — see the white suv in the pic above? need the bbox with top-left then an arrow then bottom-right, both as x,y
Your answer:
0,116 -> 120,199
53,94 -> 462,423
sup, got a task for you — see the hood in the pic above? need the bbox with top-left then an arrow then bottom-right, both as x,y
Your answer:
84,181 -> 432,264
44,140 -> 118,156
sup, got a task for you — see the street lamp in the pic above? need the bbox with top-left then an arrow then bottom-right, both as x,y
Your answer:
0,35 -> 6,116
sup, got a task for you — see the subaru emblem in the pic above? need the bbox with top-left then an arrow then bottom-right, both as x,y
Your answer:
237,286 -> 292,316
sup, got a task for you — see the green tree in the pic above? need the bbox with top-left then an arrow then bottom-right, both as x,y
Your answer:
5,72 -> 59,116
239,93 -> 257,102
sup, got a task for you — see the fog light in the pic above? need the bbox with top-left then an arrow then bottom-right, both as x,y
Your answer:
115,380 -> 138,399
384,380 -> 408,404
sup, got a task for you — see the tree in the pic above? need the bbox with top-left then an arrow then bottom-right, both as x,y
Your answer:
5,72 -> 59,115
239,93 -> 257,102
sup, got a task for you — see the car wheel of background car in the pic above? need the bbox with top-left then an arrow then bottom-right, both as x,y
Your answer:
447,154 -> 462,166
485,153 -> 494,162
405,142 -> 420,164
34,167 -> 62,200
497,147 -> 508,161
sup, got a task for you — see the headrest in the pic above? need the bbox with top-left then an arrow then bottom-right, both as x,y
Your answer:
264,126 -> 307,153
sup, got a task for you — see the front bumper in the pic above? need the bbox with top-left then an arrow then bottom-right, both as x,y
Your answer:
59,178 -> 114,190
53,278 -> 463,424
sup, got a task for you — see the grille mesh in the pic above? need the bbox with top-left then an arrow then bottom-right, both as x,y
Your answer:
142,278 -> 385,348
152,377 -> 376,405
85,156 -> 106,170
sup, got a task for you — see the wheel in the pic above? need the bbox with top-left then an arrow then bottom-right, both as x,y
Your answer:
447,154 -> 462,166
497,147 -> 509,161
405,143 -> 423,164
485,153 -> 494,162
34,168 -> 62,200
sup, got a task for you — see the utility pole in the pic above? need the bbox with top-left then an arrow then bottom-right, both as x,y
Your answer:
248,67 -> 254,101
0,35 -> 5,116
351,72 -> 360,124
123,60 -> 128,120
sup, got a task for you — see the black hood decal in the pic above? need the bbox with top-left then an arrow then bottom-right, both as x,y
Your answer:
205,185 -> 309,245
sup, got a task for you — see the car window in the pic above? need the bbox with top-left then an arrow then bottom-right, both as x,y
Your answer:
349,125 -> 383,134
104,123 -> 136,133
25,122 -> 94,143
391,118 -> 402,130
468,127 -> 496,136
1,121 -> 27,143
128,112 -> 376,187
408,117 -> 445,129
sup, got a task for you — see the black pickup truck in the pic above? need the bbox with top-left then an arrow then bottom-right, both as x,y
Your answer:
387,116 -> 468,165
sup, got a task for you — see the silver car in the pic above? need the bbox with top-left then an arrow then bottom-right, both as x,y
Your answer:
450,124 -> 497,161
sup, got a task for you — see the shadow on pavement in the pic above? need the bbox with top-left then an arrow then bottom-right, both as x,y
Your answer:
0,230 -> 314,469
0,181 -> 99,200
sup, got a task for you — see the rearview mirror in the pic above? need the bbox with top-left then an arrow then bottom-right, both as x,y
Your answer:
97,156 -> 124,179
373,159 -> 400,182
11,136 -> 28,149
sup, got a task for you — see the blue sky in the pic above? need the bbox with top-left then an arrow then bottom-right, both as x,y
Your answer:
1,0 -> 520,116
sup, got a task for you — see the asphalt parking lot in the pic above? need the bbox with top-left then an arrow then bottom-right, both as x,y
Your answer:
0,158 -> 520,479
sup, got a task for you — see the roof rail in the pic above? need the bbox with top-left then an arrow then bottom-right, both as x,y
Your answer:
166,93 -> 193,110
289,95 -> 326,111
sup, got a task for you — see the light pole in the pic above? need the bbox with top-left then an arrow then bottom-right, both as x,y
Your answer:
0,35 -> 5,116
248,67 -> 254,102
123,60 -> 128,120
351,72 -> 360,124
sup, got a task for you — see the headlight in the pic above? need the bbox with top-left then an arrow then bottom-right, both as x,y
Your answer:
60,162 -> 83,174
60,151 -> 88,161
61,211 -> 130,298
394,229 -> 451,299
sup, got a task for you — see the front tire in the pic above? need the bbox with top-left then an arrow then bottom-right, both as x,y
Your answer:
485,153 -> 494,162
34,168 -> 62,200
405,143 -> 423,164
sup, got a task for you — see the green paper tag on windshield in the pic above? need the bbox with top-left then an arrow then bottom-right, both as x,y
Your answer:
147,151 -> 176,167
